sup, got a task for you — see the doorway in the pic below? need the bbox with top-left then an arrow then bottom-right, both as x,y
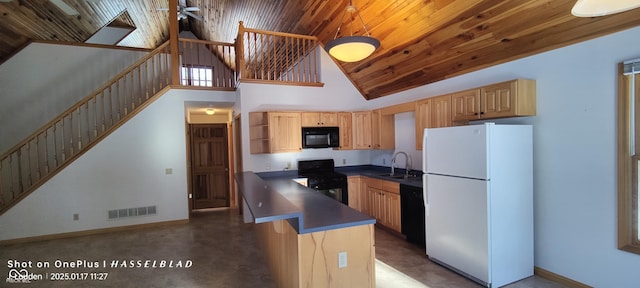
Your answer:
190,124 -> 230,209
233,114 -> 243,214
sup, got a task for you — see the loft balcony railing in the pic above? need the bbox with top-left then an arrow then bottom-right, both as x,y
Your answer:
236,21 -> 322,86
178,38 -> 237,90
0,39 -> 237,215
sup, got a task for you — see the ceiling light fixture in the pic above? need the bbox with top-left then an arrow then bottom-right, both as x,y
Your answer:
325,0 -> 380,62
571,0 -> 640,17
205,108 -> 215,115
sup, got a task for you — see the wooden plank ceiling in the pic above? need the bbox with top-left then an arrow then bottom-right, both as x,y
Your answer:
2,0 -> 640,100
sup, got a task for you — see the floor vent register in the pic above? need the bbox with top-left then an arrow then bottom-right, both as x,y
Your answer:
108,205 -> 157,220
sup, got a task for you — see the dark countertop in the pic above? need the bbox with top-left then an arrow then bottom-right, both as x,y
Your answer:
255,164 -> 424,188
235,172 -> 376,234
235,165 -> 422,234
336,165 -> 423,188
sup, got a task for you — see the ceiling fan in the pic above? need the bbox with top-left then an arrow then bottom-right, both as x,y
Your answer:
158,4 -> 203,21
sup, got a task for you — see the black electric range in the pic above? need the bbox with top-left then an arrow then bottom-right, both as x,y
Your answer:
297,159 -> 348,205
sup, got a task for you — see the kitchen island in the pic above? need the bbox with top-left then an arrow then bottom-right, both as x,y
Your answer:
235,172 -> 376,288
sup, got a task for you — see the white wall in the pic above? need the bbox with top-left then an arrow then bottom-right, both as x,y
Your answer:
0,43 -> 147,152
364,26 -> 640,287
236,46 -> 376,172
0,88 -> 235,241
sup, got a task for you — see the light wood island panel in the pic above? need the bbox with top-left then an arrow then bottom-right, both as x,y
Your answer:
257,220 -> 375,288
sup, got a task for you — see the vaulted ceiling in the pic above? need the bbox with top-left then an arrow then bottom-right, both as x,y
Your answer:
2,0 -> 640,100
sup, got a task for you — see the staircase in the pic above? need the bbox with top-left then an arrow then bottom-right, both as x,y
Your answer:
0,41 -> 170,215
0,24 -> 321,216
0,38 -> 240,215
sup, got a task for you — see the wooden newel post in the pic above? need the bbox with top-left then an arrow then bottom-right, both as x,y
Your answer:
170,0 -> 180,85
236,21 -> 245,82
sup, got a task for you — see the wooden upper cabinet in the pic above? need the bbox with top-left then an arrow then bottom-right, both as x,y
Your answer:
301,112 -> 338,127
352,111 -> 373,149
415,98 -> 431,150
452,79 -> 536,121
371,110 -> 381,149
431,94 -> 452,128
268,112 -> 302,153
249,112 -> 270,154
372,109 -> 395,150
249,111 -> 301,154
337,112 -> 353,150
415,94 -> 452,150
452,88 -> 482,121
481,79 -> 536,118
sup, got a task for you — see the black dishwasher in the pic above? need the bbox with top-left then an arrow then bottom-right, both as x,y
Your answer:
400,183 -> 425,247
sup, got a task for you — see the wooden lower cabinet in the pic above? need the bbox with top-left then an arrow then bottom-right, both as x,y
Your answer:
380,180 -> 401,232
362,177 -> 401,232
347,176 -> 362,211
383,192 -> 401,232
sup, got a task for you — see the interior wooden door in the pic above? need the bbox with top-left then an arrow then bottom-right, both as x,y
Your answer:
190,124 -> 229,209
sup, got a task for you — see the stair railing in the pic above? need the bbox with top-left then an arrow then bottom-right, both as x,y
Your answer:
0,38 -> 238,215
0,41 -> 173,214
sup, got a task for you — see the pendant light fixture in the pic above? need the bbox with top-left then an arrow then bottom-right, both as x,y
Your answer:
571,0 -> 640,17
325,0 -> 380,62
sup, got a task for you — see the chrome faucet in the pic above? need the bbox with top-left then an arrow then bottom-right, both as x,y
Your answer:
391,151 -> 412,177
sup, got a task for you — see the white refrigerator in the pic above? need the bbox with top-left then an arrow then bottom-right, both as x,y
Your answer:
423,123 -> 533,287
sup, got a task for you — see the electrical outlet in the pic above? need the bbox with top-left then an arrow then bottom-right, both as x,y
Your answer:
342,158 -> 346,165
383,158 -> 386,165
266,163 -> 271,170
338,252 -> 347,268
73,213 -> 79,221
165,168 -> 173,175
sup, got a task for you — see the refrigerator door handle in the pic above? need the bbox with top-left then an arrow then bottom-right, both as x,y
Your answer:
423,128 -> 428,172
423,174 -> 429,216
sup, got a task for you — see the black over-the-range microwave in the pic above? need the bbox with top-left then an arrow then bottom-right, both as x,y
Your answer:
302,127 -> 340,149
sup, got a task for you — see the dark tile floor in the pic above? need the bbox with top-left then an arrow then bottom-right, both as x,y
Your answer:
0,209 -> 565,287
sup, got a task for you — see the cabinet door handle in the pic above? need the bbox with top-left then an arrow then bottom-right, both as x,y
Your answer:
480,112 -> 485,115
474,112 -> 478,116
